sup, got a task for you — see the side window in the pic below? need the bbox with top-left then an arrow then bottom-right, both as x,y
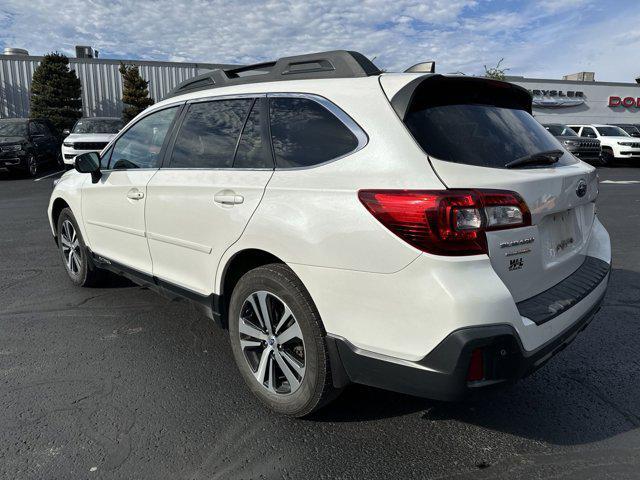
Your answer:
269,97 -> 359,168
170,99 -> 252,169
109,106 -> 178,169
233,99 -> 273,169
100,145 -> 113,169
581,127 -> 596,138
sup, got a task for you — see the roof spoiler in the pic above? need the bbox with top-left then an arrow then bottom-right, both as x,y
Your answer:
165,50 -> 381,98
390,75 -> 533,120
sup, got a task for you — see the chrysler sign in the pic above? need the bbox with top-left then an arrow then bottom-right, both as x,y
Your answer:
609,96 -> 640,108
530,89 -> 585,108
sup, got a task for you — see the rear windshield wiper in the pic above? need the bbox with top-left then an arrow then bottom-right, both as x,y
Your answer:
505,149 -> 564,169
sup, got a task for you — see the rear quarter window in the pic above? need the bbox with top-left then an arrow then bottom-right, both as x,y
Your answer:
269,97 -> 359,168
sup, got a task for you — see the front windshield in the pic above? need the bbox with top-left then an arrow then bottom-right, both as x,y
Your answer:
545,125 -> 578,137
596,126 -> 629,137
0,121 -> 28,136
72,118 -> 123,134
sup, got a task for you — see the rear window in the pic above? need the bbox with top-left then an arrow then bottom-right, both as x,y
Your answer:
402,77 -> 576,169
405,105 -> 575,169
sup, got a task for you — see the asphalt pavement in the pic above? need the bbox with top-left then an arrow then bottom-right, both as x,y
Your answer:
1,164 -> 639,479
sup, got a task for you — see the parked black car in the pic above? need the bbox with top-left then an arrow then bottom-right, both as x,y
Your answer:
613,124 -> 640,138
0,118 -> 62,177
543,123 -> 603,165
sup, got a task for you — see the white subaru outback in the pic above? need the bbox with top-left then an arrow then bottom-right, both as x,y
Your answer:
47,51 -> 611,417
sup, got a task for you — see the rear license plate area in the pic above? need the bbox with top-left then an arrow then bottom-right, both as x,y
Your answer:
539,209 -> 581,262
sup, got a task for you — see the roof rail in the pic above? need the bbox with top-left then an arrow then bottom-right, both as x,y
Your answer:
165,50 -> 381,98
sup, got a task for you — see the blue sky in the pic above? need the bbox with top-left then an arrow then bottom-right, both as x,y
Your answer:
1,0 -> 638,82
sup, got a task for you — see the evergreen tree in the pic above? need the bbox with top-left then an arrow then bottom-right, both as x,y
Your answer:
30,53 -> 83,132
119,63 -> 154,122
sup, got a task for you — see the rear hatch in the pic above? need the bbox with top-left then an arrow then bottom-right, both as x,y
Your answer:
381,74 -> 598,302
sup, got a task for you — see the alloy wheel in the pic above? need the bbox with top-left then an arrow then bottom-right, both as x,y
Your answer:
238,291 -> 306,395
60,219 -> 81,276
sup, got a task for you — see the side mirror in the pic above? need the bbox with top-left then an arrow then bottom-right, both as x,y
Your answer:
75,152 -> 102,183
62,129 -> 71,137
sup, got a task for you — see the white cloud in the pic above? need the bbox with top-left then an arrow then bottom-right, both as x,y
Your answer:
0,0 -> 637,81
536,0 -> 592,14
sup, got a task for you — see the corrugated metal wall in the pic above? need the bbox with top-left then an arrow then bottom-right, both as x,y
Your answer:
0,56 -> 38,117
0,55 -> 219,118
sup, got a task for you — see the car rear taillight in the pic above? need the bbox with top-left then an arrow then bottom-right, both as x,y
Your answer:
358,189 -> 531,256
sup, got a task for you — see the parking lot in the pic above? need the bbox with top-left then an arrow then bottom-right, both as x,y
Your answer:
1,165 -> 639,479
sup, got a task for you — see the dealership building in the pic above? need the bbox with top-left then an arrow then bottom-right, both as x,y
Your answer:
1,45 -> 639,126
507,73 -> 640,125
0,46 -> 232,119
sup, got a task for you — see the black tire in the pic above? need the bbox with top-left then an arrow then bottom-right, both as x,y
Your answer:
55,150 -> 64,169
25,153 -> 38,178
601,148 -> 615,167
56,208 -> 104,287
228,263 -> 341,417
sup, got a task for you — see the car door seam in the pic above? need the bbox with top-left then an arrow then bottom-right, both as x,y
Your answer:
213,168 -> 276,294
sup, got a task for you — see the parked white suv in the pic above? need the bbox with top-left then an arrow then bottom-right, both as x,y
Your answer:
568,124 -> 640,165
48,51 -> 611,417
61,117 -> 123,166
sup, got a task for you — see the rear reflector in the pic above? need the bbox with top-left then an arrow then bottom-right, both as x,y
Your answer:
358,189 -> 531,256
467,348 -> 485,382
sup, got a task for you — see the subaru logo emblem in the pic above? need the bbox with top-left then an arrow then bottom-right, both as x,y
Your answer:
576,180 -> 587,198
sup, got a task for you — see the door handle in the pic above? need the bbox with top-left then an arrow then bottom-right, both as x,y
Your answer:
214,191 -> 244,205
127,189 -> 144,200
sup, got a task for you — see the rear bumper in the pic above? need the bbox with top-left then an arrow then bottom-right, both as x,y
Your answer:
328,266 -> 608,401
327,259 -> 609,401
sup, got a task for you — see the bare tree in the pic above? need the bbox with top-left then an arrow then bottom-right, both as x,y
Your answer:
484,58 -> 509,80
